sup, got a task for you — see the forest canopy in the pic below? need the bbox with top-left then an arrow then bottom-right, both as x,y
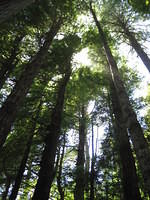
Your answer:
0,0 -> 150,200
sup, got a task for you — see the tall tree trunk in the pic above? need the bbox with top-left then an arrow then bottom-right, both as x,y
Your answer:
90,4 -> 150,195
109,82 -> 141,200
118,18 -> 150,73
9,133 -> 34,200
2,177 -> 11,200
74,105 -> 86,200
32,66 -> 71,200
0,18 -> 62,150
85,135 -> 90,195
89,119 -> 95,200
0,34 -> 25,90
9,101 -> 42,200
57,133 -> 66,200
0,0 -> 35,24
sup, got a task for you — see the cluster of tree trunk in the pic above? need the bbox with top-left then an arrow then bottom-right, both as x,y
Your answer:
90,2 -> 150,196
0,0 -> 150,199
109,82 -> 141,200
0,17 -> 62,149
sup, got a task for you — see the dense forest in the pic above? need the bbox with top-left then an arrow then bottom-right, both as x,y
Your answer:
0,0 -> 150,199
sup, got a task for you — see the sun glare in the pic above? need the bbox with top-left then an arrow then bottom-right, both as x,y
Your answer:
73,48 -> 91,66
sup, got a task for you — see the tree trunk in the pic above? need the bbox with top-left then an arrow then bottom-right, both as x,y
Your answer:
9,101 -> 42,200
118,19 -> 150,73
0,0 -> 35,24
0,18 -> 62,150
90,4 -> 150,196
32,66 -> 71,200
2,177 -> 11,200
9,133 -> 34,200
110,82 -> 141,200
0,34 -> 25,90
89,119 -> 95,200
85,135 -> 90,195
57,133 -> 66,200
74,105 -> 86,200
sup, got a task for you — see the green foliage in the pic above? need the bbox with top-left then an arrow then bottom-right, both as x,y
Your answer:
128,0 -> 150,14
0,0 -> 149,199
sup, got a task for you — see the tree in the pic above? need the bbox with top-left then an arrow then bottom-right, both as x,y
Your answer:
0,33 -> 25,90
57,133 -> 66,200
128,0 -> 150,14
0,0 -> 35,24
32,62 -> 72,200
109,81 -> 141,200
0,0 -> 149,198
90,3 -> 150,195
9,101 -> 42,200
89,118 -> 95,200
100,0 -> 150,73
32,33 -> 81,199
74,105 -> 87,200
0,16 -> 62,149
116,14 -> 150,73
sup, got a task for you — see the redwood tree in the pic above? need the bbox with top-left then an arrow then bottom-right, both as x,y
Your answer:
32,63 -> 72,200
90,2 -> 150,195
109,81 -> 141,200
0,17 -> 62,149
74,105 -> 86,200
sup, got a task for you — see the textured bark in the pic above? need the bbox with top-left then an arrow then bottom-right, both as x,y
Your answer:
74,105 -> 86,200
85,136 -> 90,174
90,4 -> 150,195
52,147 -> 61,182
0,0 -> 35,24
9,134 -> 34,200
89,119 -> 95,200
118,19 -> 150,73
57,133 -> 66,200
32,67 -> 71,200
85,135 -> 90,194
0,34 -> 24,90
110,83 -> 141,200
9,102 -> 42,200
0,18 -> 62,149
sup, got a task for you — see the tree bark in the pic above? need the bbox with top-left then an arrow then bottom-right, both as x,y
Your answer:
85,135 -> 90,194
0,18 -> 62,150
90,4 -> 150,196
89,119 -> 95,200
32,66 -> 71,200
9,133 -> 34,200
0,34 -> 25,90
57,133 -> 66,200
74,105 -> 86,200
9,101 -> 42,200
110,82 -> 141,200
0,0 -> 35,24
118,18 -> 150,73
